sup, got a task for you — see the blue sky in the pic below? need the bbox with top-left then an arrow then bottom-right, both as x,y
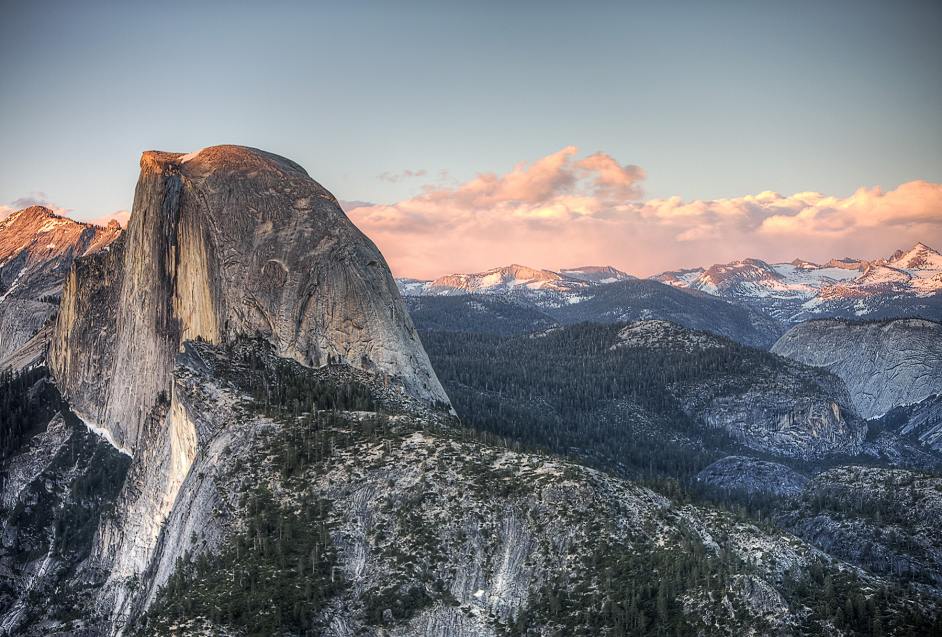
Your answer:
1,1 -> 940,274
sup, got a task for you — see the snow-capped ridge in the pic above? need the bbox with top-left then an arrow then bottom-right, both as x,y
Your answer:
653,242 -> 942,322
400,263 -> 630,297
886,242 -> 942,271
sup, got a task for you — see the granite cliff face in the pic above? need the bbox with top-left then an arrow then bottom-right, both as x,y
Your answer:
0,206 -> 121,365
42,145 -> 447,631
878,394 -> 942,453
771,318 -> 942,419
51,145 -> 447,450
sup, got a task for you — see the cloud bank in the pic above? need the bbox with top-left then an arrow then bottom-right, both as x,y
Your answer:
346,148 -> 942,278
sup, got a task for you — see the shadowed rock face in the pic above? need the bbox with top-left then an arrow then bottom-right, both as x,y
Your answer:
696,456 -> 809,498
772,318 -> 942,419
50,145 -> 448,451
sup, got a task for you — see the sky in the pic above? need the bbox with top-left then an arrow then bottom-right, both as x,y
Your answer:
1,0 -> 940,277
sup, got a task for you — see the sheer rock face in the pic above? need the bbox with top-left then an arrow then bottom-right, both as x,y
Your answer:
50,145 -> 447,451
772,318 -> 942,419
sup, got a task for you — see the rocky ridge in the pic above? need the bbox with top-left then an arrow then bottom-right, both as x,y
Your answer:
398,263 -> 631,297
654,243 -> 942,323
0,206 -> 121,364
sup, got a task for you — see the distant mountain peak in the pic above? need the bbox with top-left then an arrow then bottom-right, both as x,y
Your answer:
401,262 -> 633,296
824,257 -> 867,270
559,265 -> 632,283
2,205 -> 55,227
887,242 -> 942,270
790,258 -> 820,269
0,204 -> 124,363
0,205 -> 122,264
503,263 -> 558,278
19,204 -> 55,218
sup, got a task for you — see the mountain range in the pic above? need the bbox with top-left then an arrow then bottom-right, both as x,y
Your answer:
397,242 -> 942,325
398,263 -> 633,298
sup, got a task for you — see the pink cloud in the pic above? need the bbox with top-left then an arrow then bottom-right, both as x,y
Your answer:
0,193 -> 71,220
89,210 -> 131,228
346,147 -> 942,278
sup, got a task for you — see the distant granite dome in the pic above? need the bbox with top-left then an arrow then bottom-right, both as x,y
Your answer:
772,318 -> 942,419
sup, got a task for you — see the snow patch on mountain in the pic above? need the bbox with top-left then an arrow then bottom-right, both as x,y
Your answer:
76,412 -> 133,457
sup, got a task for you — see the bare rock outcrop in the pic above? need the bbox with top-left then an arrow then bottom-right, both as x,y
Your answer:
696,456 -> 809,498
772,318 -> 942,418
50,145 -> 447,451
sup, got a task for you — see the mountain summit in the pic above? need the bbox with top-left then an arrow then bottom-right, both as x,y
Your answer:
399,263 -> 631,296
52,145 -> 446,452
886,242 -> 942,270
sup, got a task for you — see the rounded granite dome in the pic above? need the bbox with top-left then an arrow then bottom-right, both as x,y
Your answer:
141,145 -> 311,181
52,144 -> 449,451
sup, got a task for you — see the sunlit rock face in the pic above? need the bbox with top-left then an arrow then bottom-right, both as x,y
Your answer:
51,145 -> 447,451
0,206 -> 121,364
772,318 -> 942,419
46,145 -> 448,630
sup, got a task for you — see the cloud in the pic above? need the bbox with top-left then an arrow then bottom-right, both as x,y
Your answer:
346,147 -> 942,277
0,192 -> 71,220
378,169 -> 428,183
755,181 -> 942,235
89,210 -> 131,228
